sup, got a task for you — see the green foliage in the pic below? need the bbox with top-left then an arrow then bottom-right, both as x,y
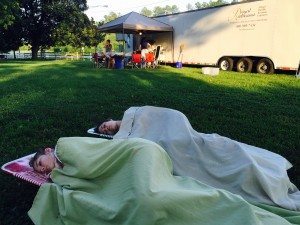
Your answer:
140,7 -> 153,17
0,0 -> 19,29
0,16 -> 22,54
103,12 -> 120,23
53,47 -> 62,53
153,5 -> 179,16
0,0 -> 22,54
0,0 -> 89,59
138,5 -> 179,17
195,0 -> 229,9
53,14 -> 104,50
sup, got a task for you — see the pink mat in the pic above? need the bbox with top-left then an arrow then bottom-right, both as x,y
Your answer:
1,154 -> 51,186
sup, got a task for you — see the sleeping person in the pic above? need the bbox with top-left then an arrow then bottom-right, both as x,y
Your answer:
28,137 -> 299,225
94,119 -> 121,135
94,106 -> 300,211
29,148 -> 63,174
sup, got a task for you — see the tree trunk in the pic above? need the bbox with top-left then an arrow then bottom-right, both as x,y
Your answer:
13,50 -> 16,59
31,45 -> 39,59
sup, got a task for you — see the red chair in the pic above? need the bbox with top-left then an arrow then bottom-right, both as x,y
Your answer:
131,53 -> 142,68
145,52 -> 155,68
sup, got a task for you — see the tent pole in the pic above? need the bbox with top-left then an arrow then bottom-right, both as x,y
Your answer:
171,31 -> 174,64
122,28 -> 125,68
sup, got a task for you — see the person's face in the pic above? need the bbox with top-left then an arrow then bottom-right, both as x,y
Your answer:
34,148 -> 56,174
98,120 -> 118,135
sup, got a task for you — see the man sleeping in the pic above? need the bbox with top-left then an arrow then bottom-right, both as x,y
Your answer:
93,106 -> 300,211
28,137 -> 299,225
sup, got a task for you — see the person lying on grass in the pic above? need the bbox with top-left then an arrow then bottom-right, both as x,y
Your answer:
28,137 -> 299,225
29,148 -> 63,174
92,105 -> 300,211
94,119 -> 121,135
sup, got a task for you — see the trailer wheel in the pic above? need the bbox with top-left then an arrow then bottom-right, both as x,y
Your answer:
256,58 -> 274,74
236,57 -> 253,73
218,57 -> 233,71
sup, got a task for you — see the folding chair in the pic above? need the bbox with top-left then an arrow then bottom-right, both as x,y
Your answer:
98,55 -> 107,68
1,154 -> 51,186
92,53 -> 99,68
153,45 -> 161,68
131,53 -> 142,68
87,127 -> 114,139
145,52 -> 155,68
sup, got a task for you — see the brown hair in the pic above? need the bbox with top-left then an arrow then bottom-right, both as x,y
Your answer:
94,119 -> 112,134
29,148 -> 46,169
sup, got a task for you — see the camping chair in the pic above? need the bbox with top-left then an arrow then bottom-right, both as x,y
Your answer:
92,53 -> 106,68
92,53 -> 99,68
145,52 -> 155,68
98,55 -> 107,68
1,154 -> 51,186
153,45 -> 161,68
131,53 -> 142,68
87,127 -> 114,139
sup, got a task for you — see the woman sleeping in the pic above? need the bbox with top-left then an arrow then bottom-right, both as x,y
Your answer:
94,106 -> 300,211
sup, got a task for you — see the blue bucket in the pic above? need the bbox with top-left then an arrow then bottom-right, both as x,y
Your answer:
175,62 -> 182,68
114,57 -> 124,69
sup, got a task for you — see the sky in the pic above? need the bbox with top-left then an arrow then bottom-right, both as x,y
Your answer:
85,0 -> 208,21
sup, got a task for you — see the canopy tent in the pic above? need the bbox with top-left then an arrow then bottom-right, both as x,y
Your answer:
98,12 -> 174,62
98,11 -> 173,34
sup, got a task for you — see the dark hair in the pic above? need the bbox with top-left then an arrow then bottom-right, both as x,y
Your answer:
29,148 -> 46,168
94,119 -> 112,134
107,39 -> 110,43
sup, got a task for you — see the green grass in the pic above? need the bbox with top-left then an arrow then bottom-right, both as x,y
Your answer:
1,60 -> 299,225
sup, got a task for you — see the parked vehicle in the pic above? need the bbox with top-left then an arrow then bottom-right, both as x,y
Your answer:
152,0 -> 300,74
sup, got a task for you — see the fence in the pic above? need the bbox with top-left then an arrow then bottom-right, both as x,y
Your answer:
0,52 -> 92,60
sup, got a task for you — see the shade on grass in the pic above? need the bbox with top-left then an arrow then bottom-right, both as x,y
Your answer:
0,60 -> 299,225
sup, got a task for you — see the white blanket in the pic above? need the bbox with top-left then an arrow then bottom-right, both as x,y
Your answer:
114,106 -> 300,211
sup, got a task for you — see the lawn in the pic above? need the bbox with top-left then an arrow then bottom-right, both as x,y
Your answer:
1,60 -> 299,225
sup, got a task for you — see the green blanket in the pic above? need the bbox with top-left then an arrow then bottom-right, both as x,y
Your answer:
28,137 -> 300,225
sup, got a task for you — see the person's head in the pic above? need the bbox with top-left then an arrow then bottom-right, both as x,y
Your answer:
95,119 -> 121,135
29,148 -> 57,174
106,39 -> 111,44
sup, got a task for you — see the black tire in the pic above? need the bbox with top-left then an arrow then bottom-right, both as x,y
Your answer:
236,57 -> 253,73
218,57 -> 234,71
256,58 -> 274,74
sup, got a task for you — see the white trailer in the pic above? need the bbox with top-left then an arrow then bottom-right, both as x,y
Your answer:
152,0 -> 300,74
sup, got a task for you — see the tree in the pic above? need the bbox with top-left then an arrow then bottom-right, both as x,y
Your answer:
83,20 -> 106,52
153,5 -> 179,16
103,12 -> 120,23
153,6 -> 165,16
195,0 -> 229,9
0,18 -> 22,55
0,0 -> 19,29
12,0 -> 89,59
165,5 -> 179,14
53,15 -> 105,53
0,1 -> 22,55
140,7 -> 153,17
